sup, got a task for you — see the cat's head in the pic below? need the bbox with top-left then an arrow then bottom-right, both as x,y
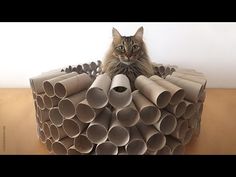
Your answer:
111,27 -> 146,65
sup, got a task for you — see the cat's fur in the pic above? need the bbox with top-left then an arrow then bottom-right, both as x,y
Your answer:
102,27 -> 154,91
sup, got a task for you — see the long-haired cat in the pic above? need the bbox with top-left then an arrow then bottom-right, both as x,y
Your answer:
102,27 -> 154,91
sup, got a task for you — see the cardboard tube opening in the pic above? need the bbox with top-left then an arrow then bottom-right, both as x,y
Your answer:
175,102 -> 187,118
171,89 -> 185,105
108,126 -> 129,146
175,120 -> 188,139
67,146 -> 81,155
43,81 -> 54,97
50,124 -> 67,141
55,83 -> 66,98
159,114 -> 177,135
52,137 -> 74,155
156,145 -> 172,155
43,95 -> 60,109
74,134 -> 93,154
39,129 -> 46,143
87,88 -> 108,108
46,138 -> 53,152
49,107 -> 64,126
116,104 -> 140,127
183,128 -> 194,145
183,101 -> 196,119
173,145 -> 185,155
76,103 -> 96,123
126,139 -> 147,155
157,91 -> 171,108
36,94 -> 45,109
58,99 -> 76,118
42,121 -> 52,138
140,106 -> 160,125
87,125 -> 107,144
63,118 -> 84,138
96,141 -> 118,155
39,108 -> 50,123
147,133 -> 166,151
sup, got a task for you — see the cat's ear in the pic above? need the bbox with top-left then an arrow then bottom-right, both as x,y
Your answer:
112,27 -> 121,41
134,26 -> 144,40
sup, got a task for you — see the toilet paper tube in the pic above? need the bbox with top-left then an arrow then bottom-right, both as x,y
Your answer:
135,75 -> 171,108
108,74 -> 132,108
43,95 -> 60,109
83,63 -> 91,72
165,75 -> 203,103
108,114 -> 130,146
136,122 -> 166,151
96,141 -> 118,155
86,73 -> 111,109
194,121 -> 201,136
171,71 -> 207,88
181,128 -> 194,145
39,108 -> 50,123
86,107 -> 111,144
156,145 -> 172,155
116,102 -> 140,127
152,63 -> 165,74
32,92 -> 36,100
55,73 -> 92,98
50,124 -> 67,141
199,90 -> 206,102
76,99 -> 103,123
165,101 -> 187,118
188,112 -> 200,129
46,138 -> 54,153
97,60 -> 102,67
90,61 -> 97,70
76,65 -> 84,74
58,90 -> 86,118
171,119 -> 188,139
43,72 -> 78,97
196,102 -> 204,115
52,137 -> 74,155
36,93 -> 45,110
39,129 -> 46,143
164,66 -> 171,75
63,116 -> 87,138
42,121 -> 53,138
145,149 -> 157,155
132,90 -> 161,125
165,136 -> 185,155
30,71 -> 65,94
150,75 -> 185,105
36,115 -> 43,130
67,145 -> 82,155
74,132 -> 94,154
36,105 -> 40,117
118,147 -> 127,155
154,110 -> 177,135
49,107 -> 64,127
183,100 -> 196,119
125,126 -> 147,155
174,68 -> 205,76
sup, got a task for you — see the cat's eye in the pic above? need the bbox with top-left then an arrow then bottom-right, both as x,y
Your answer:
132,45 -> 139,50
117,45 -> 125,52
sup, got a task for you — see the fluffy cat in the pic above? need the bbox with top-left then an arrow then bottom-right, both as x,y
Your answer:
102,27 -> 154,91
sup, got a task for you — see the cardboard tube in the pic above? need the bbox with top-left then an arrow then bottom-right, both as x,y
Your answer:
166,101 -> 187,118
156,145 -> 172,155
108,114 -> 130,146
36,93 -> 45,110
76,99 -> 103,123
174,68 -> 205,77
77,65 -> 83,73
199,90 -> 206,102
39,108 -> 50,123
43,95 -> 60,109
108,74 -> 132,108
58,90 -> 86,118
96,141 -> 118,155
146,149 -> 157,155
86,73 -> 111,109
165,75 -> 203,103
154,110 -> 177,135
183,100 -> 196,119
36,115 -> 43,130
152,63 -> 165,74
42,121 -> 52,138
52,137 -> 74,155
116,102 -> 140,127
49,107 -> 64,126
132,90 -> 161,125
30,71 -> 65,94
181,128 -> 194,145
171,71 -> 207,88
43,72 -> 78,97
196,102 -> 204,115
171,119 -> 188,139
90,61 -> 97,70
83,63 -> 91,72
194,121 -> 201,136
97,60 -> 102,67
136,122 -> 166,151
125,126 -> 147,155
188,113 -> 199,129
74,132 -> 94,154
63,116 -> 87,138
36,105 -> 40,117
67,146 -> 81,155
54,73 -> 92,98
50,124 -> 67,141
46,138 -> 54,153
86,107 -> 111,144
39,129 -> 46,143
117,147 -> 127,155
32,92 -> 36,100
165,136 -> 185,155
150,75 -> 185,105
135,75 -> 171,108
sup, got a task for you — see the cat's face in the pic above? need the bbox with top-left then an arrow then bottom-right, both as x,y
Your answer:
112,27 -> 144,65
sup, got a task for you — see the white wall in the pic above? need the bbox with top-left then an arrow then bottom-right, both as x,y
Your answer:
0,22 -> 235,88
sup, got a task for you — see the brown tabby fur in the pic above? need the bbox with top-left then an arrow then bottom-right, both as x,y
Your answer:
102,27 -> 154,91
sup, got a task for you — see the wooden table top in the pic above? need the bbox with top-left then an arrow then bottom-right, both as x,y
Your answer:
0,88 -> 236,154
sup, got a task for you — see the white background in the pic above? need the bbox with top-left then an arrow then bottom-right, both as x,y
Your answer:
0,22 -> 235,88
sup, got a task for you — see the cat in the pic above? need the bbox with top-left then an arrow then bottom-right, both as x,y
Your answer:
102,27 -> 154,91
